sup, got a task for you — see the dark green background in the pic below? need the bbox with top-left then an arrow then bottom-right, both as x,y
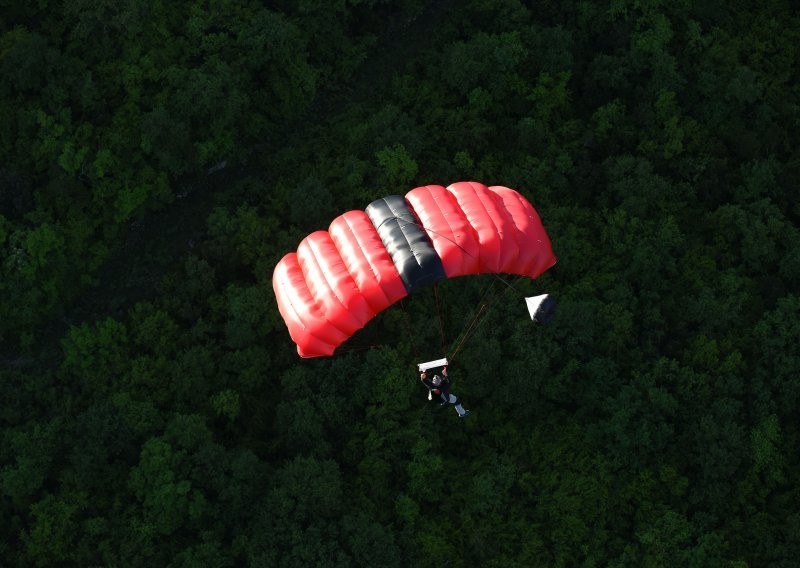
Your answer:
1,1 -> 799,565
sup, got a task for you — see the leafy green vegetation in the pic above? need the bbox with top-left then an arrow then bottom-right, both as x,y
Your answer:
2,0 -> 799,565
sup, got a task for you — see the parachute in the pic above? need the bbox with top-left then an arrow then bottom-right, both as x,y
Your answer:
272,181 -> 557,357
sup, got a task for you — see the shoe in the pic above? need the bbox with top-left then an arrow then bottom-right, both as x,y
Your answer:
459,410 -> 470,418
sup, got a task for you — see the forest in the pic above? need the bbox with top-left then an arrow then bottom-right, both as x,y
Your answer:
1,0 -> 799,566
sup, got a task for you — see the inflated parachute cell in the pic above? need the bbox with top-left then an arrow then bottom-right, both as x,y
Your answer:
273,181 -> 557,357
365,195 -> 446,292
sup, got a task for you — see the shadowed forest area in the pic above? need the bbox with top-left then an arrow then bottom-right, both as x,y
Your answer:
2,0 -> 800,566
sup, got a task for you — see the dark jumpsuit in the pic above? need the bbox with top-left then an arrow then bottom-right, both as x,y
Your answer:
420,374 -> 453,404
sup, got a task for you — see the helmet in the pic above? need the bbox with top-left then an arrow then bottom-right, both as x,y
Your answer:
432,375 -> 442,386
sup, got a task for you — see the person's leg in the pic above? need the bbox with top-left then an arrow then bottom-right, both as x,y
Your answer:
448,394 -> 468,417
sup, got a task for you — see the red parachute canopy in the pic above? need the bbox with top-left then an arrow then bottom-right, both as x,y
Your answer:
272,181 -> 556,357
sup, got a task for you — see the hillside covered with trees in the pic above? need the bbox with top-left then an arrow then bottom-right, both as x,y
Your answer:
2,0 -> 799,565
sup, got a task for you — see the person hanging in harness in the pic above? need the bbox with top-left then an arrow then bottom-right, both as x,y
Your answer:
420,366 -> 470,418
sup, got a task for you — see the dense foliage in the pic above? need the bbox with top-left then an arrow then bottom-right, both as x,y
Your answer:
2,0 -> 799,565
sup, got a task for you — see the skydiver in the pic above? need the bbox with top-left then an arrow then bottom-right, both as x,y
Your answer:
420,366 -> 470,418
